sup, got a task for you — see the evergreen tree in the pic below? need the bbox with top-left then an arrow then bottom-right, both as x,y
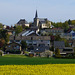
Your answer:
68,19 -> 71,25
21,41 -> 27,50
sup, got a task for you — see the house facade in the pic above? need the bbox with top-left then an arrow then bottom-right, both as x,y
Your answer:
54,41 -> 65,52
9,35 -> 50,52
61,30 -> 75,40
16,19 -> 29,27
6,42 -> 21,52
72,41 -> 75,47
41,28 -> 64,36
60,47 -> 74,56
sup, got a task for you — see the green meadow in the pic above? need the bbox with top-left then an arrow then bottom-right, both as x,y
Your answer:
0,54 -> 75,65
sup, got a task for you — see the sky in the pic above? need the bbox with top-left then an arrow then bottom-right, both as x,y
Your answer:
0,0 -> 75,26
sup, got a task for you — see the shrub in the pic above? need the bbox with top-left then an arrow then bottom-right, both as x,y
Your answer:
0,52 -> 2,56
55,48 -> 60,55
66,54 -> 73,58
0,50 -> 3,56
55,54 -> 62,58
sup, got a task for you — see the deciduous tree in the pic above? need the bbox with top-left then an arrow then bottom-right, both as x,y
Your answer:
15,26 -> 23,36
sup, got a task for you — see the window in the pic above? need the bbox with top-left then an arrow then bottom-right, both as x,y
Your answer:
16,40 -> 20,42
29,44 -> 32,45
48,44 -> 49,46
8,46 -> 10,47
33,44 -> 37,45
63,49 -> 73,51
58,30 -> 59,32
31,37 -> 33,40
41,40 -> 43,42
17,46 -> 20,49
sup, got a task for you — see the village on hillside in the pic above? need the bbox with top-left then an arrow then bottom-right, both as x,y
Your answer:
0,10 -> 75,58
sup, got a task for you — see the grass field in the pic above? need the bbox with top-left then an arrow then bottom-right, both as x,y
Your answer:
0,54 -> 75,65
0,54 -> 75,75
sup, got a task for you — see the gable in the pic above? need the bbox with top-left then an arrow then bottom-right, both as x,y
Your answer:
8,42 -> 21,46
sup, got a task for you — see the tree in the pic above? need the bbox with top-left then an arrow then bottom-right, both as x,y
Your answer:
55,48 -> 62,58
62,21 -> 69,32
0,38 -> 5,49
50,46 -> 54,51
0,30 -> 9,42
0,50 -> 3,56
45,20 -> 51,28
55,48 -> 60,55
21,41 -> 27,50
51,21 -> 70,33
54,35 -> 61,41
0,30 -> 9,51
71,20 -> 75,25
73,28 -> 75,31
68,19 -> 71,25
0,23 -> 3,29
15,26 -> 23,36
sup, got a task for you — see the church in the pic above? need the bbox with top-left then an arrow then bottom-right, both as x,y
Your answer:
15,10 -> 52,36
30,10 -> 51,29
16,10 -> 52,30
9,11 -> 51,53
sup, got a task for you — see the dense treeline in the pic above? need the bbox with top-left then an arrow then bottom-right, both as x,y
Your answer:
0,29 -> 9,51
51,19 -> 75,27
51,19 -> 75,32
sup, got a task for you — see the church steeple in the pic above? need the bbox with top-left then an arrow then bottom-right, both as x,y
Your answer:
35,10 -> 38,18
34,10 -> 39,27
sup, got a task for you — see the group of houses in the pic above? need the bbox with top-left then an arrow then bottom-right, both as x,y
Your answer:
2,10 -> 75,57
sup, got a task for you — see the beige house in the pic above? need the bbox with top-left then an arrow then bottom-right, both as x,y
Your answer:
3,25 -> 7,29
7,29 -> 13,35
16,19 -> 29,27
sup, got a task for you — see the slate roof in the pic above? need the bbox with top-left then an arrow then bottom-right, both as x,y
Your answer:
9,36 -> 51,40
54,41 -> 65,49
39,18 -> 47,21
39,18 -> 47,24
34,46 -> 49,53
18,29 -> 39,36
7,42 -> 21,46
17,19 -> 29,24
72,33 -> 75,36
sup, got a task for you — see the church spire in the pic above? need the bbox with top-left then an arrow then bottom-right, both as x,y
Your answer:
35,10 -> 38,18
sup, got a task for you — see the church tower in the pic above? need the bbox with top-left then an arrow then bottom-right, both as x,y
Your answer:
35,10 -> 38,18
34,10 -> 39,27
